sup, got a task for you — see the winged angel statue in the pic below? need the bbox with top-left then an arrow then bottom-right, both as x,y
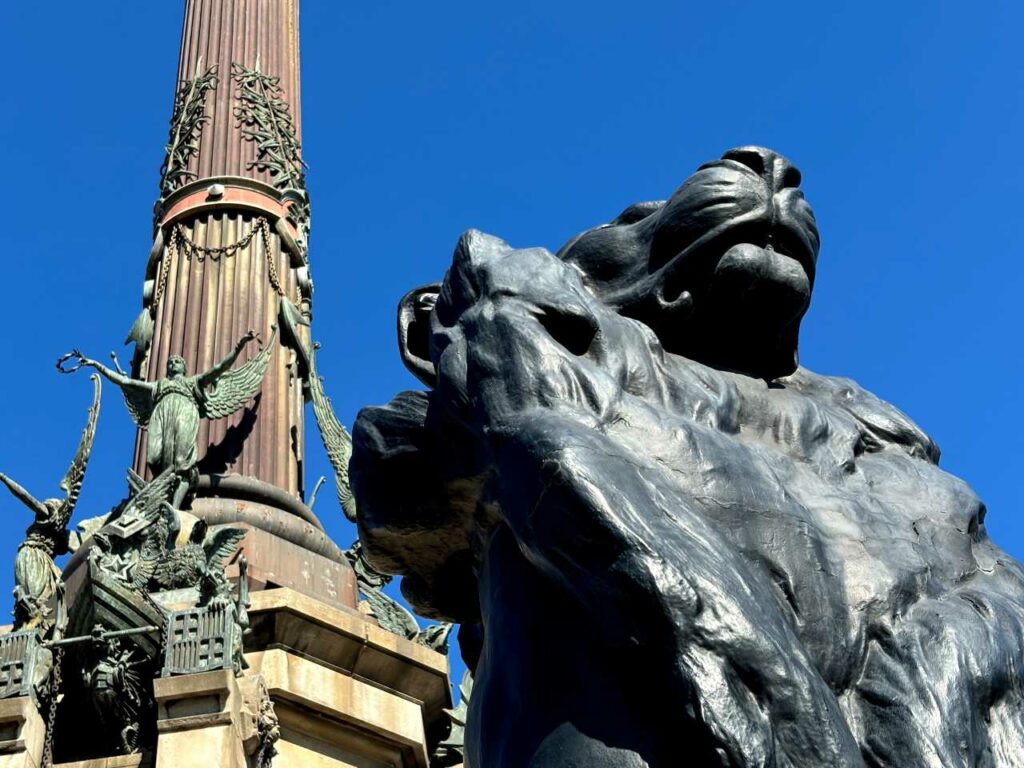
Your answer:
0,375 -> 101,634
60,327 -> 277,504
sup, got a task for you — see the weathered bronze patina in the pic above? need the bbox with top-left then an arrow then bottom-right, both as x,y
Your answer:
0,376 -> 100,635
60,328 -> 275,506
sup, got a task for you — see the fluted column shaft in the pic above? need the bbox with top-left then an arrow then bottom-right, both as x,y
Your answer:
133,0 -> 308,500
175,0 -> 302,184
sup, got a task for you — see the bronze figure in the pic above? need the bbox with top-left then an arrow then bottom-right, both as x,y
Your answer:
60,327 -> 277,505
0,375 -> 100,636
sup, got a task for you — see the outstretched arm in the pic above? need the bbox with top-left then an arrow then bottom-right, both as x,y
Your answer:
198,330 -> 258,386
0,473 -> 46,516
72,355 -> 138,390
59,352 -> 155,427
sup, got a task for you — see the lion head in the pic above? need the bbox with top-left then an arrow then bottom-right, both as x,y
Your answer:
558,146 -> 819,380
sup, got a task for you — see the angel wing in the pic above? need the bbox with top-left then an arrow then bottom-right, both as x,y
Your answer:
56,374 -> 102,526
123,479 -> 181,590
119,377 -> 157,427
111,467 -> 181,534
308,345 -> 356,521
124,308 -> 154,358
203,526 -> 247,569
199,327 -> 278,419
131,524 -> 167,590
276,299 -> 356,519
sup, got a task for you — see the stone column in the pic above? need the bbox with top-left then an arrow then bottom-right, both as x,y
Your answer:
133,0 -> 312,505
83,0 -> 354,622
173,0 -> 302,183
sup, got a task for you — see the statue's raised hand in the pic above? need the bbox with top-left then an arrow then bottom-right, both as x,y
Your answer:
57,349 -> 89,374
239,329 -> 260,347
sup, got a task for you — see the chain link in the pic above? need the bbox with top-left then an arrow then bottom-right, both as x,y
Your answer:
258,217 -> 285,297
173,219 -> 261,262
152,216 -> 285,313
41,645 -> 64,768
153,229 -> 175,308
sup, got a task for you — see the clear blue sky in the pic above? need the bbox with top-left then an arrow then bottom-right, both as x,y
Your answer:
2,1 -> 1022,687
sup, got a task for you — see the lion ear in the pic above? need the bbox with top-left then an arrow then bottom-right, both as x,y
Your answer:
398,283 -> 441,388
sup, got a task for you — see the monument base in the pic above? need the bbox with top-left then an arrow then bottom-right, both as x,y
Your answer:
0,698 -> 44,768
23,587 -> 452,767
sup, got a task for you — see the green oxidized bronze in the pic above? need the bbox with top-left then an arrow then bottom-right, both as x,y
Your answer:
233,59 -> 311,245
432,671 -> 472,768
198,550 -> 251,674
152,519 -> 246,594
309,343 -> 357,521
86,632 -> 147,754
250,674 -> 280,768
89,467 -> 182,586
0,376 -> 100,635
158,61 -> 218,202
71,471 -> 250,753
59,327 -> 277,505
343,541 -> 452,652
162,550 -> 251,679
277,298 -> 356,519
344,541 -> 418,638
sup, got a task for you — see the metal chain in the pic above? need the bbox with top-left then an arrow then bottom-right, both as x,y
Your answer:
152,229 -> 175,309
258,217 -> 285,297
154,217 -> 285,300
172,219 -> 261,262
40,645 -> 64,768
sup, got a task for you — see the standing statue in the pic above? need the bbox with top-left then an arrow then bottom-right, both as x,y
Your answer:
352,147 -> 1024,767
59,327 -> 277,506
0,375 -> 100,635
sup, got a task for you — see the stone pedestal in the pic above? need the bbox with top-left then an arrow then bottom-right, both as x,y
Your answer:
0,698 -> 44,768
54,757 -> 146,768
243,588 -> 451,768
153,670 -> 246,768
137,588 -> 451,767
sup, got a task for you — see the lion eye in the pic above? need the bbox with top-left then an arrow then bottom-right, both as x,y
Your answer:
536,306 -> 598,357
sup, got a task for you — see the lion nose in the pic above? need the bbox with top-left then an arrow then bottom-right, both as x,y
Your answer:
722,146 -> 802,192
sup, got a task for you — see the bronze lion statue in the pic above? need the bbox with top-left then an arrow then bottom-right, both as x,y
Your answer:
352,147 -> 1024,767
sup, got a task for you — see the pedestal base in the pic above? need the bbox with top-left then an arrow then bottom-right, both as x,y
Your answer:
153,670 -> 246,768
146,588 -> 451,767
0,698 -> 44,768
244,588 -> 452,767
